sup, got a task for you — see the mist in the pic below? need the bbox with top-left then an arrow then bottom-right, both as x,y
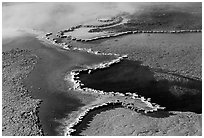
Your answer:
2,2 -> 200,38
2,2 -> 138,38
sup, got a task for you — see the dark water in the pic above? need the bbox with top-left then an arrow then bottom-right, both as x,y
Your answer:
78,60 -> 202,114
3,34 -> 115,136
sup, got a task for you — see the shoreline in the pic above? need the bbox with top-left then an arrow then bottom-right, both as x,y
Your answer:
3,3 -> 201,135
39,29 -> 166,135
19,27 -> 201,136
64,53 -> 166,136
39,28 -> 201,136
46,22 -> 202,43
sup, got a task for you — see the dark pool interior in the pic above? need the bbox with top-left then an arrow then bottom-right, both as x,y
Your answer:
78,59 -> 202,114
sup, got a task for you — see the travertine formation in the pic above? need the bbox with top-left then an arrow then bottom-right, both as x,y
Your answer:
46,28 -> 202,43
65,99 -> 165,136
64,54 -> 167,136
44,15 -> 202,45
42,32 -> 166,135
42,15 -> 202,136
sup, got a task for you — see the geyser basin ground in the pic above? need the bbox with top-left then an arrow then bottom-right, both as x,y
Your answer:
78,59 -> 202,113
2,2 -> 202,136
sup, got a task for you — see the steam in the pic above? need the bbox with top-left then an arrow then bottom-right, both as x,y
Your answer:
2,2 -> 200,38
2,2 -> 137,38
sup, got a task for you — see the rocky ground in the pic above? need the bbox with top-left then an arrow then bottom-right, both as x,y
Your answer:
47,3 -> 202,82
2,49 -> 43,136
65,7 -> 202,135
49,24 -> 202,136
79,108 -> 202,136
72,33 -> 202,80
